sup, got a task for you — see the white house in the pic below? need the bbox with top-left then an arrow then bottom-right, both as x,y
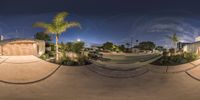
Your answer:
183,36 -> 200,55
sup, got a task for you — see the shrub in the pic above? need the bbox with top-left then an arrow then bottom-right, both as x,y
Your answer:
153,52 -> 198,66
61,53 -> 90,66
77,55 -> 90,65
46,51 -> 55,57
40,54 -> 50,60
184,52 -> 197,62
64,42 -> 84,54
169,48 -> 175,56
163,51 -> 170,57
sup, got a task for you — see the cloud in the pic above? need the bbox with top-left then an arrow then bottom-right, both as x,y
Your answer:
124,14 -> 200,48
149,21 -> 200,42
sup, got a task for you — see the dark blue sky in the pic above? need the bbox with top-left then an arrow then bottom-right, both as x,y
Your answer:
1,0 -> 200,47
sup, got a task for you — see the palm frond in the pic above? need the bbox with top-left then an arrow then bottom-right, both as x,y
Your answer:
172,33 -> 179,42
32,22 -> 51,28
67,22 -> 81,29
166,35 -> 172,40
33,12 -> 81,35
53,12 -> 69,25
33,22 -> 57,34
56,23 -> 68,34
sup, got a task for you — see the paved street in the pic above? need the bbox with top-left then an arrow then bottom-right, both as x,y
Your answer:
0,56 -> 200,100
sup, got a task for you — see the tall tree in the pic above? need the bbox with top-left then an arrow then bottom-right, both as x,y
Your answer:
34,32 -> 51,42
166,33 -> 179,48
138,41 -> 156,51
102,42 -> 114,51
33,12 -> 81,62
119,45 -> 126,52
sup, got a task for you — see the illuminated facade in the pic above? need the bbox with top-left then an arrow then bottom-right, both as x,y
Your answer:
0,39 -> 45,56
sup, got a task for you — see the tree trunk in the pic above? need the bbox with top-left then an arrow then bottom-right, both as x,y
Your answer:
174,42 -> 177,54
55,34 -> 59,62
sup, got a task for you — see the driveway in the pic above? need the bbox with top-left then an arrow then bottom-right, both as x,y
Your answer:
0,56 -> 60,83
0,56 -> 200,100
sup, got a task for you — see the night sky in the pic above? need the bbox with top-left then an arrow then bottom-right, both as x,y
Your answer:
1,0 -> 200,47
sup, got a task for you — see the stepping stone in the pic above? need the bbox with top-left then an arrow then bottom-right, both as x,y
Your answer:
167,63 -> 195,73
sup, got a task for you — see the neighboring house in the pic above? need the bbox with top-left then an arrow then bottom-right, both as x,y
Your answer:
183,36 -> 200,55
0,38 -> 45,56
183,41 -> 200,55
177,42 -> 191,51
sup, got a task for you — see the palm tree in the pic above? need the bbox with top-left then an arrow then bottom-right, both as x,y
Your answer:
33,12 -> 81,62
166,33 -> 179,54
166,33 -> 179,48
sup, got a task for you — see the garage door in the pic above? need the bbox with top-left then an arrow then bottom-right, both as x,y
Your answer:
2,43 -> 37,56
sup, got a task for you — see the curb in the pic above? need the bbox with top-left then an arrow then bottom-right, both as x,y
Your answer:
185,71 -> 200,81
0,64 -> 62,85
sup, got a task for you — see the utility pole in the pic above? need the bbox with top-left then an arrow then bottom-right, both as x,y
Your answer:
130,37 -> 133,48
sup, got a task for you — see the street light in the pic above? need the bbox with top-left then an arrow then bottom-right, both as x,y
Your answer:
77,38 -> 81,42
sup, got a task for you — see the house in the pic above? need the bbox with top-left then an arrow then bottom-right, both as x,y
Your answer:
0,38 -> 45,56
183,36 -> 200,55
183,41 -> 200,55
177,42 -> 191,51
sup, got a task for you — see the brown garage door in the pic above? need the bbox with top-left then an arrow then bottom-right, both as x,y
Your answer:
2,43 -> 37,56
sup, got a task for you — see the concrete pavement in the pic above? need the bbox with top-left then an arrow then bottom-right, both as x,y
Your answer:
0,56 -> 200,100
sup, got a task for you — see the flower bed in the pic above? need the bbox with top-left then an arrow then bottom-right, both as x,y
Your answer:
151,52 -> 198,66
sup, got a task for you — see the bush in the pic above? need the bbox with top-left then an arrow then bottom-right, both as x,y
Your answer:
153,52 -> 198,66
61,54 -> 90,66
46,51 -> 55,57
163,51 -> 170,57
184,52 -> 197,62
77,55 -> 90,65
40,54 -> 50,60
169,48 -> 175,56
64,42 -> 84,54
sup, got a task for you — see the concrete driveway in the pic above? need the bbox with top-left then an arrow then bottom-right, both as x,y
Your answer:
0,56 -> 200,100
0,56 -> 59,83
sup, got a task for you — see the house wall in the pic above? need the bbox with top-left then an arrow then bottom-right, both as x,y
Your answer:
0,40 -> 45,56
0,45 -> 2,55
36,40 -> 45,56
2,43 -> 37,56
183,42 -> 200,55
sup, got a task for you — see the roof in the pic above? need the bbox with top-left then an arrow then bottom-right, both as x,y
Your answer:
184,41 -> 200,46
0,38 -> 44,45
